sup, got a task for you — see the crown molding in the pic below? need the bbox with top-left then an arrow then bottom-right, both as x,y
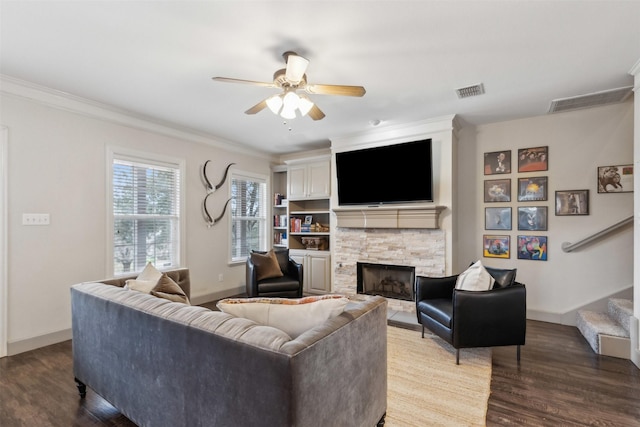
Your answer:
0,75 -> 274,160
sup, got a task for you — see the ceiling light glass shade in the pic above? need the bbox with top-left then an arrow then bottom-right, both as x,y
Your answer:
285,55 -> 309,83
280,105 -> 297,120
297,94 -> 314,116
282,91 -> 300,111
266,95 -> 283,114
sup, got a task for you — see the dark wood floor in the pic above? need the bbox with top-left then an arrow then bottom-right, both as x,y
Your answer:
1,320 -> 638,426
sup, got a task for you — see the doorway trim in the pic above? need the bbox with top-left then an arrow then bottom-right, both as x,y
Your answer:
1,126 -> 7,357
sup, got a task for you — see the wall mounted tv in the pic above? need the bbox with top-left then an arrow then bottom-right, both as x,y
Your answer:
335,139 -> 434,206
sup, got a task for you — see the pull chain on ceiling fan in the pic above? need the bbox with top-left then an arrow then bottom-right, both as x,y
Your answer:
212,51 -> 366,121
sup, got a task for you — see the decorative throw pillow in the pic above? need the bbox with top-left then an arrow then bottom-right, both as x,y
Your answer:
150,274 -> 190,305
125,262 -> 163,293
251,249 -> 284,281
455,260 -> 495,291
216,295 -> 349,338
252,249 -> 289,275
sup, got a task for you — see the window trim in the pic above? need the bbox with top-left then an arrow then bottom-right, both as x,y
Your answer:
106,146 -> 186,277
228,169 -> 268,265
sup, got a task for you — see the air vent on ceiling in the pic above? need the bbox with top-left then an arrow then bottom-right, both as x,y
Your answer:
548,86 -> 633,114
455,83 -> 485,99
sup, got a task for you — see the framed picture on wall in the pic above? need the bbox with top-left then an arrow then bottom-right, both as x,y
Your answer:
517,206 -> 548,231
517,235 -> 548,261
484,179 -> 511,202
518,146 -> 548,172
483,235 -> 510,259
555,190 -> 589,215
517,176 -> 548,201
597,165 -> 634,193
485,207 -> 512,230
484,150 -> 511,175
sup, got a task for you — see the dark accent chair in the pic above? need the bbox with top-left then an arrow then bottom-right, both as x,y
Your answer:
415,265 -> 526,364
246,249 -> 303,298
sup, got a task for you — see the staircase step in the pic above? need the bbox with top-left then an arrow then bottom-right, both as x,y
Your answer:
607,298 -> 633,335
576,310 -> 629,354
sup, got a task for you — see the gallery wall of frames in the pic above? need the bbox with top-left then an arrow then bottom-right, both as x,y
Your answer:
482,146 -> 633,261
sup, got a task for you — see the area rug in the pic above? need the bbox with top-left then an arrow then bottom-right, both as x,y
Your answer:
385,326 -> 492,427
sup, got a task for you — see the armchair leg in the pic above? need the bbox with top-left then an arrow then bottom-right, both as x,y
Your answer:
75,378 -> 86,398
421,325 -> 424,338
517,345 -> 521,363
456,349 -> 460,365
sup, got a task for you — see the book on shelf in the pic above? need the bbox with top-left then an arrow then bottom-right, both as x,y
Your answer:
273,214 -> 288,227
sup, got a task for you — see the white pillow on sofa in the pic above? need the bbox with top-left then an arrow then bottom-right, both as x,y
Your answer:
455,260 -> 495,291
124,262 -> 163,293
217,295 -> 349,338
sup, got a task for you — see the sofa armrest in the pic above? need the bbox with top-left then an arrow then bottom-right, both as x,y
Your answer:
415,275 -> 457,302
287,257 -> 303,282
245,257 -> 259,297
452,283 -> 526,348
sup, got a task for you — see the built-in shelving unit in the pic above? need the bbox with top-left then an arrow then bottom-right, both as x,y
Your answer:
272,165 -> 288,248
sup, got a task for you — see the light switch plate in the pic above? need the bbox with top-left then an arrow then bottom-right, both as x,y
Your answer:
22,213 -> 50,225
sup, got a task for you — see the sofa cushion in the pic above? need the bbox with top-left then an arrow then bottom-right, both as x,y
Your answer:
485,265 -> 517,288
151,274 -> 190,305
455,260 -> 494,291
253,248 -> 289,275
124,262 -> 163,293
251,250 -> 284,281
216,295 -> 349,338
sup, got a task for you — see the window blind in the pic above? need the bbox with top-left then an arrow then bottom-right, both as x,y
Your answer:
230,172 -> 267,262
112,157 -> 181,275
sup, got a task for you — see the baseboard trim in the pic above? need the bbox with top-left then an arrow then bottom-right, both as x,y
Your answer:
190,286 -> 245,306
8,328 -> 72,356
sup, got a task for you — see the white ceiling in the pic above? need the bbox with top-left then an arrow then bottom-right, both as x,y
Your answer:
1,1 -> 639,155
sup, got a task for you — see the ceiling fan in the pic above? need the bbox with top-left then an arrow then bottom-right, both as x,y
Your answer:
212,51 -> 366,121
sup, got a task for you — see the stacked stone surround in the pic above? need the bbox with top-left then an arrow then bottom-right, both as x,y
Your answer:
333,227 -> 446,313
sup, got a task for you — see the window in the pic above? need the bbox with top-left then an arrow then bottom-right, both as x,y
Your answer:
230,171 -> 267,263
109,149 -> 183,275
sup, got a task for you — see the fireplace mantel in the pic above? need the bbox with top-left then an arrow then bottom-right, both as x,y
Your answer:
332,205 -> 446,229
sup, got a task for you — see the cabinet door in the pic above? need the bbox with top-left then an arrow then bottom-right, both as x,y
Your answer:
307,161 -> 330,198
287,165 -> 307,199
307,253 -> 331,294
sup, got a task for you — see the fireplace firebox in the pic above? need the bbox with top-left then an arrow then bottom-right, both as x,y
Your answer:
357,262 -> 416,301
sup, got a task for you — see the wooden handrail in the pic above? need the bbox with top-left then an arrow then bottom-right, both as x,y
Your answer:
561,215 -> 634,253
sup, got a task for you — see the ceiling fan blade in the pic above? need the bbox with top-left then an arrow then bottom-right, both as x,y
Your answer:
284,52 -> 309,84
304,84 -> 366,97
212,77 -> 277,88
245,99 -> 268,115
307,104 -> 326,121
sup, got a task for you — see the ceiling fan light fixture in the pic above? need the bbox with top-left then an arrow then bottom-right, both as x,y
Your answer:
297,94 -> 314,116
280,105 -> 297,120
266,94 -> 283,114
285,54 -> 309,84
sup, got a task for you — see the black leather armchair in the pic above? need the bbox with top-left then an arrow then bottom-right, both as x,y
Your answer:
246,249 -> 303,298
415,265 -> 526,364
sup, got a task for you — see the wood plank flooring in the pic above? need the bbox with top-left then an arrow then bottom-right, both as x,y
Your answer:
0,320 -> 638,426
487,320 -> 640,426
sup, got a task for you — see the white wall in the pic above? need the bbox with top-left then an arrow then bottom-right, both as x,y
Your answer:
458,101 -> 634,323
1,89 -> 273,354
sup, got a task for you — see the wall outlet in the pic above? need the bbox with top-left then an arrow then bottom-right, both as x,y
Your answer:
218,274 -> 224,282
22,213 -> 50,226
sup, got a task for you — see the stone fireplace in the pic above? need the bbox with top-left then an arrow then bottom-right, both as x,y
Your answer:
333,226 -> 446,314
357,262 -> 415,301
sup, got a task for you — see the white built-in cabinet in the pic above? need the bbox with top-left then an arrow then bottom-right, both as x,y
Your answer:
290,251 -> 331,295
287,160 -> 331,200
271,156 -> 332,294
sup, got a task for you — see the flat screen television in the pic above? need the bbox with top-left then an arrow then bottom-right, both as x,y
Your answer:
335,139 -> 433,206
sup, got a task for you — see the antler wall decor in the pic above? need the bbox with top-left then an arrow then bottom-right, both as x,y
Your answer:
203,161 -> 236,193
203,194 -> 232,228
201,161 -> 236,227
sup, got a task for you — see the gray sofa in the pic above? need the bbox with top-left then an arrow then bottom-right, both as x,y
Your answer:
70,269 -> 388,427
